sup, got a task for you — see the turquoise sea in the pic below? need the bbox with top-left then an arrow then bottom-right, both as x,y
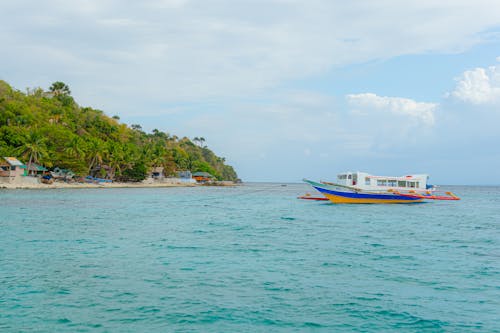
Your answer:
1,184 -> 499,332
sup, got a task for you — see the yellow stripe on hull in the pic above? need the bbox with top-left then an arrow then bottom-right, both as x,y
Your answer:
323,193 -> 423,204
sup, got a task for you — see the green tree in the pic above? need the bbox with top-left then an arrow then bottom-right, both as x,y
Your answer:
86,138 -> 106,174
131,124 -> 142,131
193,136 -> 206,148
106,141 -> 126,177
17,131 -> 47,175
121,162 -> 147,182
49,81 -> 71,96
65,136 -> 86,160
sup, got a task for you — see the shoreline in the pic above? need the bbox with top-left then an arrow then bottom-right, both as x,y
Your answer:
0,180 -> 237,190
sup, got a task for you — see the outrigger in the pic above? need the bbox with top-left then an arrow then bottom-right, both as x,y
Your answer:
297,192 -> 329,201
391,190 -> 460,201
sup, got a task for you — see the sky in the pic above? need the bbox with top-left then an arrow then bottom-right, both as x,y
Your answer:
1,0 -> 500,184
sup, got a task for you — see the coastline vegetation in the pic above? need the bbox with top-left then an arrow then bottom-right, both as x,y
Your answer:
0,80 -> 238,182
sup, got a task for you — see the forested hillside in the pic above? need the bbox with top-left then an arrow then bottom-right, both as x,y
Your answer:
0,80 -> 238,181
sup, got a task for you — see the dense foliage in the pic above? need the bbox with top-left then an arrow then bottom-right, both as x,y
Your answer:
0,80 -> 238,181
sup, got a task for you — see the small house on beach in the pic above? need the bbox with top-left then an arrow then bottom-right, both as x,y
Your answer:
0,157 -> 25,183
150,167 -> 165,180
25,163 -> 48,176
177,170 -> 192,179
192,171 -> 214,183
176,170 -> 196,184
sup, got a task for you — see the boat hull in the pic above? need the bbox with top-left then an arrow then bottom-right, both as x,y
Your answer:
319,189 -> 423,204
304,180 -> 423,204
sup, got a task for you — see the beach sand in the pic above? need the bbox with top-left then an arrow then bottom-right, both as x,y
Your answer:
0,179 -> 236,189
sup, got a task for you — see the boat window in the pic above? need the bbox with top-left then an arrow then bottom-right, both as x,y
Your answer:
348,174 -> 352,179
377,179 -> 387,186
387,180 -> 397,187
398,180 -> 406,187
365,177 -> 370,185
415,182 -> 419,188
408,182 -> 416,188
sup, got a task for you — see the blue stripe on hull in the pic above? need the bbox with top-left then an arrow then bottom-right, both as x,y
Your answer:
313,186 -> 421,201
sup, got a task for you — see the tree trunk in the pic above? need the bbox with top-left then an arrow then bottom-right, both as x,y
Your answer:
28,154 -> 33,176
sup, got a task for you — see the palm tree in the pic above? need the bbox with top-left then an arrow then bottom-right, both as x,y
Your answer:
86,138 -> 106,175
65,136 -> 86,160
17,131 -> 47,176
106,141 -> 126,179
193,136 -> 205,148
150,143 -> 167,166
121,143 -> 138,172
49,81 -> 71,96
193,137 -> 206,148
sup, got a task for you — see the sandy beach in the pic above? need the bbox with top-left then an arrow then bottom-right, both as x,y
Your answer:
0,179 -> 236,189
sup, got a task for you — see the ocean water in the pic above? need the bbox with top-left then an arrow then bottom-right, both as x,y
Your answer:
1,183 -> 499,332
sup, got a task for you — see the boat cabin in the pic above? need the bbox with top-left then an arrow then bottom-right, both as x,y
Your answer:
336,171 -> 430,191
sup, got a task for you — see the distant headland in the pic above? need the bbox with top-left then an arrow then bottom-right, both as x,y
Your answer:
0,80 -> 239,188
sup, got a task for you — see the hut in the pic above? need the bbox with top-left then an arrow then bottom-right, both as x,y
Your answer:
0,157 -> 25,183
192,171 -> 214,183
177,170 -> 192,179
150,167 -> 165,180
25,163 -> 48,176
176,170 -> 196,184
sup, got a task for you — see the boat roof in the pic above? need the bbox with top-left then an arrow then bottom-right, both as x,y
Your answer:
192,171 -> 213,177
338,171 -> 428,179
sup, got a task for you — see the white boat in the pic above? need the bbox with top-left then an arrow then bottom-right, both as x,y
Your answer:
303,172 -> 459,204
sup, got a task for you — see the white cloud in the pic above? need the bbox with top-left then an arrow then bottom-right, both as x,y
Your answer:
2,1 -> 500,108
151,0 -> 189,9
346,93 -> 437,125
448,62 -> 500,104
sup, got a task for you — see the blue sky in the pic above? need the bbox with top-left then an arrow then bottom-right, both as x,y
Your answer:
1,0 -> 500,184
